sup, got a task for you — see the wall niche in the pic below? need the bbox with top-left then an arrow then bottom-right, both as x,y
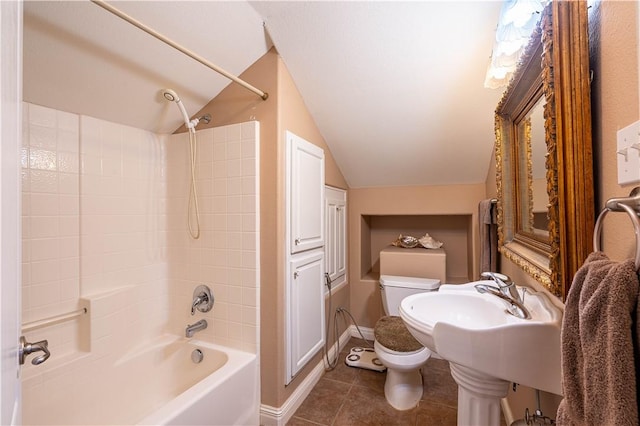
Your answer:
360,214 -> 472,284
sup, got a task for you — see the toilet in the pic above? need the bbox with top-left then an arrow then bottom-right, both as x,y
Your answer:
374,274 -> 441,410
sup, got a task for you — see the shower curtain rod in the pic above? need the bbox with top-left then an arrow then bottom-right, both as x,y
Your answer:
91,0 -> 269,101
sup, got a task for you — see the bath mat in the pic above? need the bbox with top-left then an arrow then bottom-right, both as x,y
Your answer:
345,347 -> 386,372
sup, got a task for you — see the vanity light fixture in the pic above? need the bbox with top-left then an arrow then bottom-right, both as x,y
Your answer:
484,0 -> 549,89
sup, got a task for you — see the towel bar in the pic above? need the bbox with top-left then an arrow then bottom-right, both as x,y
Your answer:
22,307 -> 88,333
593,187 -> 640,270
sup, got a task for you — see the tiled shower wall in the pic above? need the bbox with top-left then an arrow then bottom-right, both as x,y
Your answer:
21,102 -> 259,366
165,123 -> 260,352
21,104 -> 82,356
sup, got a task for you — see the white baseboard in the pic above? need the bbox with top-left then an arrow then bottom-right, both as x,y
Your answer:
259,327 -> 352,426
349,324 -> 374,341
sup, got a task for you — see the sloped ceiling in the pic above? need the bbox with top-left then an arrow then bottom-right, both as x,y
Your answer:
23,1 -> 505,189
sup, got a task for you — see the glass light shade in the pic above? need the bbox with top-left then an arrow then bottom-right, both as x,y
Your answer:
484,0 -> 549,89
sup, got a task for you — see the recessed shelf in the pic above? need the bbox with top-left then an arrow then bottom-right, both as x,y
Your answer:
360,214 -> 473,283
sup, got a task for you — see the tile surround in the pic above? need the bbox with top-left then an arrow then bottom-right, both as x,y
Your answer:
165,122 -> 260,352
22,104 -> 80,330
21,102 -> 259,379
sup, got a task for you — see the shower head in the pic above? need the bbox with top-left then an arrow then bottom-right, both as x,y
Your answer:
162,89 -> 180,103
162,88 -> 191,129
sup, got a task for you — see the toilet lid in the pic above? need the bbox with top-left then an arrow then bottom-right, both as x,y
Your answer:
374,316 -> 423,353
379,275 -> 441,291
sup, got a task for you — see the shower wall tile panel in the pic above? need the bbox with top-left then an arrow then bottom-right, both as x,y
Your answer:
166,121 -> 260,352
79,116 -> 169,348
21,103 -> 82,359
21,103 -> 259,383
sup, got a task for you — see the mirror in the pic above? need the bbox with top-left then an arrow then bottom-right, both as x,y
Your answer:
495,1 -> 594,300
520,97 -> 549,237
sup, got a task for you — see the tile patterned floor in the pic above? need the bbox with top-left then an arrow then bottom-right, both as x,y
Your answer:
287,338 -> 462,426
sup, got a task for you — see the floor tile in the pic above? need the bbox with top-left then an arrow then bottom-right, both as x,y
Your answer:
289,338 -> 509,426
415,401 -> 457,425
286,416 -> 326,426
292,378 -> 351,425
421,358 -> 458,408
323,357 -> 359,385
353,368 -> 386,394
333,384 -> 418,426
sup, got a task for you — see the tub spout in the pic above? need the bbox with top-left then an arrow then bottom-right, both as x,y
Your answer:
185,319 -> 208,338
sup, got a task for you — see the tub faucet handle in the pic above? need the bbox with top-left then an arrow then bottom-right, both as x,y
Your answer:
191,285 -> 214,315
191,295 -> 205,315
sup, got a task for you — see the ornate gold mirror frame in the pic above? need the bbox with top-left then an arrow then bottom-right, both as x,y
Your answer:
495,1 -> 593,300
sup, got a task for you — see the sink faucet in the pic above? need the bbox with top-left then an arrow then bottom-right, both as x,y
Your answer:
480,272 -> 523,303
185,319 -> 208,338
477,272 -> 531,319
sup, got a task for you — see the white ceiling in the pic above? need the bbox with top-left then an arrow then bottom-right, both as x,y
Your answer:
23,1 -> 505,189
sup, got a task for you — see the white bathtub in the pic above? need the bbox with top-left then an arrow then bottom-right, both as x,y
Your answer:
25,335 -> 259,425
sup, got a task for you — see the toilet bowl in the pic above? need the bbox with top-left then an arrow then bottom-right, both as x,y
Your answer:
374,275 -> 440,410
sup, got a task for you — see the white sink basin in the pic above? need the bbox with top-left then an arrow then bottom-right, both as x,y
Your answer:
399,281 -> 562,395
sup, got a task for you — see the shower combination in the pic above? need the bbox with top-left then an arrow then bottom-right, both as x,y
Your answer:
162,89 -> 211,131
163,88 -> 211,240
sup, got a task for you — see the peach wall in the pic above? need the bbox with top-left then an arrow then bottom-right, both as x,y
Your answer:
348,184 -> 487,328
592,0 -> 640,260
276,56 -> 350,406
188,49 -> 281,407
195,48 -> 350,410
486,1 -> 639,420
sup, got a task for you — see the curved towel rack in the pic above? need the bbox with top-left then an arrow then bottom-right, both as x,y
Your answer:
593,187 -> 640,270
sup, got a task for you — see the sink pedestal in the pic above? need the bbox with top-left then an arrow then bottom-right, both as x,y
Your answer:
449,363 -> 509,426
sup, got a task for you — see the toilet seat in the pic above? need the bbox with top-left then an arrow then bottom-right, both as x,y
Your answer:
374,316 -> 422,352
374,316 -> 431,371
374,340 -> 431,370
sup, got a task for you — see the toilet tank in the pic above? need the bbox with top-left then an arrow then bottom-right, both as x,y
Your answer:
379,274 -> 440,316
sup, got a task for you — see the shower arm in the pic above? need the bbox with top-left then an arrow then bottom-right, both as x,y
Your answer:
91,0 -> 269,101
189,114 -> 212,129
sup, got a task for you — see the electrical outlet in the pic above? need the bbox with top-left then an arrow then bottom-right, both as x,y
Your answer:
616,120 -> 640,185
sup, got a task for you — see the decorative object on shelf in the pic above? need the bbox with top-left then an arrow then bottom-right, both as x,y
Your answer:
392,233 -> 443,249
418,233 -> 443,249
392,234 -> 420,248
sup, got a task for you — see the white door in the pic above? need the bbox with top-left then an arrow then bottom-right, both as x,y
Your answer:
0,1 -> 23,424
324,186 -> 346,288
287,250 -> 325,381
287,132 -> 325,254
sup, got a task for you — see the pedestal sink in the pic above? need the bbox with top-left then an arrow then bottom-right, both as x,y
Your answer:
399,281 -> 562,426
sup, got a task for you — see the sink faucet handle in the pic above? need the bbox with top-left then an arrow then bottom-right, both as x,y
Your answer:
481,272 -> 512,286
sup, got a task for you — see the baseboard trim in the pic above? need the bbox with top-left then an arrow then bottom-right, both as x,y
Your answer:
259,328 -> 352,426
349,324 -> 374,341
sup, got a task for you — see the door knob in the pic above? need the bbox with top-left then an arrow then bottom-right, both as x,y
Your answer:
19,336 -> 50,366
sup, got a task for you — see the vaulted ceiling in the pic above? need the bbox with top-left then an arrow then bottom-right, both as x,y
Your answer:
23,1 -> 505,188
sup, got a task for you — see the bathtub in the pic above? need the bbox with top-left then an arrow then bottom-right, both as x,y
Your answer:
25,335 -> 258,425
